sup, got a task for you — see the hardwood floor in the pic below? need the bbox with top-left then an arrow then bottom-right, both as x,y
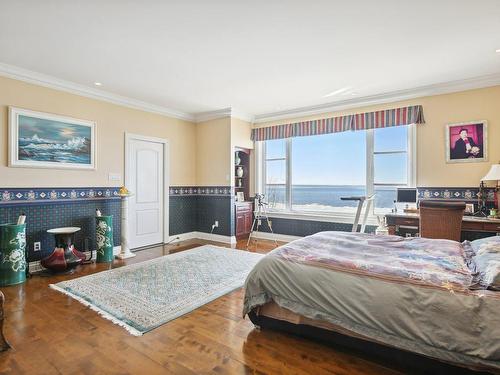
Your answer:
0,238 -> 402,375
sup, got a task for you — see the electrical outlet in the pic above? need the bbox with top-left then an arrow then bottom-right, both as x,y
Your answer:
214,221 -> 219,227
34,242 -> 41,251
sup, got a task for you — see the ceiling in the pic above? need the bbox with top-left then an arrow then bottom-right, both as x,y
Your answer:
1,0 -> 500,121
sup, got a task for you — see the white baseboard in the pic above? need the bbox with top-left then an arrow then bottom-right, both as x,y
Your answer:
168,231 -> 296,245
168,231 -> 236,245
29,246 -> 122,274
167,232 -> 198,243
249,231 -> 301,243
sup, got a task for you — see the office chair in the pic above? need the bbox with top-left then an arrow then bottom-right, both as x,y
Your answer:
419,200 -> 465,241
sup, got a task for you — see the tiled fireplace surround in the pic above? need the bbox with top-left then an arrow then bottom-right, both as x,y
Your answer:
0,186 -> 496,262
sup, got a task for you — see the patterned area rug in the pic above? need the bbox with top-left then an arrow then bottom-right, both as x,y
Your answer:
50,245 -> 264,336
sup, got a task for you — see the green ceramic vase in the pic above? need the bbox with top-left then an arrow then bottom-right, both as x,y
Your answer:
0,223 -> 27,286
96,216 -> 114,263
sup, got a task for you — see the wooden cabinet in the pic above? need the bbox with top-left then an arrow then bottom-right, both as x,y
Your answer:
234,146 -> 253,239
236,202 -> 253,239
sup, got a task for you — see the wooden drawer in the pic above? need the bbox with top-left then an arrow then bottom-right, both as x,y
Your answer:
462,221 -> 486,231
386,216 -> 419,227
236,202 -> 252,212
395,218 -> 418,227
481,222 -> 500,232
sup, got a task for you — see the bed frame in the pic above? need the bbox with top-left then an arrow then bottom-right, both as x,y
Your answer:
248,310 -> 491,375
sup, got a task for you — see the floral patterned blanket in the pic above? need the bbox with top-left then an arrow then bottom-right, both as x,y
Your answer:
243,231 -> 500,370
272,231 -> 473,291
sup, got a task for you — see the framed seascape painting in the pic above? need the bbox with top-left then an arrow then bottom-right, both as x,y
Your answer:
445,120 -> 487,163
9,107 -> 96,170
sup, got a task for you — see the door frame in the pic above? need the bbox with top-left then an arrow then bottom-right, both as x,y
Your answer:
124,132 -> 170,246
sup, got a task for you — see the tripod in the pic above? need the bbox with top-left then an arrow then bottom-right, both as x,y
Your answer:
246,194 -> 278,249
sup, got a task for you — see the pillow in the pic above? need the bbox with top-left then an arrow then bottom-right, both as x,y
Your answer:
470,236 -> 500,290
471,235 -> 500,255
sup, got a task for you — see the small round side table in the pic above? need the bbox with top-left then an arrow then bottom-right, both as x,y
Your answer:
41,227 -> 85,273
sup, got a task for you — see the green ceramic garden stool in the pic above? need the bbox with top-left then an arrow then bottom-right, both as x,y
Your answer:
96,216 -> 114,263
0,223 -> 27,286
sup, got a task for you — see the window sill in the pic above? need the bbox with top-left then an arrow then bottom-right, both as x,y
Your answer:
264,210 -> 381,226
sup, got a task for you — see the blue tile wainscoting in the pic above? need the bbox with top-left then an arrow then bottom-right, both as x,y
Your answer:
4,185 -> 491,262
256,217 -> 376,237
0,188 -> 121,262
417,186 -> 496,208
169,186 -> 234,237
1,186 -> 235,262
169,195 -> 197,235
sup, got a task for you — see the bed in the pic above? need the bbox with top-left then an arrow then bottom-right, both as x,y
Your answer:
242,231 -> 500,373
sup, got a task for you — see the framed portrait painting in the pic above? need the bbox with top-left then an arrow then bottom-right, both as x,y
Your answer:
445,120 -> 487,163
9,107 -> 96,170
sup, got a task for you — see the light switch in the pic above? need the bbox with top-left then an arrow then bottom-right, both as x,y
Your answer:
108,173 -> 121,182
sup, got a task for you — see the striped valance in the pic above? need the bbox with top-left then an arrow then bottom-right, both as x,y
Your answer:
251,105 -> 425,141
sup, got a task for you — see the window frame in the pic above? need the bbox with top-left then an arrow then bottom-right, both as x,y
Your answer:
255,124 -> 416,224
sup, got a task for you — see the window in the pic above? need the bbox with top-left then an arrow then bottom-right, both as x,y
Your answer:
263,139 -> 287,210
373,126 -> 409,212
258,125 -> 415,217
291,131 -> 366,213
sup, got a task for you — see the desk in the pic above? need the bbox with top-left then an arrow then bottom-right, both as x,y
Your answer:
385,213 -> 500,236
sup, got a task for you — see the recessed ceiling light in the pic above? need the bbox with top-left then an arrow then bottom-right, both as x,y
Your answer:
323,87 -> 351,98
496,49 -> 500,53
351,92 -> 358,96
94,82 -> 102,86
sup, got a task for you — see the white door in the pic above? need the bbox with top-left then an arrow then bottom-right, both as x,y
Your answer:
128,138 -> 164,249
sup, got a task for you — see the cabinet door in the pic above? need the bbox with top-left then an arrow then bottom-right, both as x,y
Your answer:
244,212 -> 253,234
236,214 -> 245,236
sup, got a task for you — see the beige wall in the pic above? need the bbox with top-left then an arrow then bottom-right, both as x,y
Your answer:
231,117 -> 253,150
230,117 -> 254,191
0,76 -> 197,188
195,117 -> 231,186
3,74 -> 499,190
195,116 -> 255,188
256,86 -> 500,187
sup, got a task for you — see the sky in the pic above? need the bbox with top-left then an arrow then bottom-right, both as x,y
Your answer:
19,115 -> 91,142
266,126 -> 407,186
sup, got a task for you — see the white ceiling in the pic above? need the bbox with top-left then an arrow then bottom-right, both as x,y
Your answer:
1,0 -> 500,121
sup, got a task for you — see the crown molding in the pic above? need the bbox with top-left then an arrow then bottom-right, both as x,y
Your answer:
193,107 -> 232,123
0,62 -> 195,122
3,61 -> 500,127
193,107 -> 253,123
253,73 -> 500,124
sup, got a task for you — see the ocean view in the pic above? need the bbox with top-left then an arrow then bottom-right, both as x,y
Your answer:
265,185 -> 397,212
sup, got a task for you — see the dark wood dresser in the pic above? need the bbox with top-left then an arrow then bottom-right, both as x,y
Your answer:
235,201 -> 253,239
385,212 -> 500,236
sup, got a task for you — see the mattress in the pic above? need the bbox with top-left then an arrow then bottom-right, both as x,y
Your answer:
243,231 -> 500,372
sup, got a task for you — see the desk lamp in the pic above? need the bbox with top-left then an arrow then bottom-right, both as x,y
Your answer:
481,163 -> 500,217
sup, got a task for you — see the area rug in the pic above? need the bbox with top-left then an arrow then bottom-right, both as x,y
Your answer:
49,245 -> 263,336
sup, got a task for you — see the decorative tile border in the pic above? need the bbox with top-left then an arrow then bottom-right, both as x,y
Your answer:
169,186 -> 233,196
0,187 -> 121,205
417,187 -> 496,202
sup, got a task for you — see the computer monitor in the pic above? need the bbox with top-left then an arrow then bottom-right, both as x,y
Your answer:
396,188 -> 417,203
